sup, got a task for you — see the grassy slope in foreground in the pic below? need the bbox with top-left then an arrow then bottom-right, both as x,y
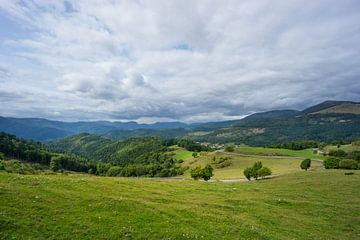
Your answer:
234,146 -> 326,160
181,152 -> 322,179
1,171 -> 359,239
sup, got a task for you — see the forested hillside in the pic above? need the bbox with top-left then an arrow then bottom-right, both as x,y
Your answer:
189,113 -> 360,145
47,134 -> 189,177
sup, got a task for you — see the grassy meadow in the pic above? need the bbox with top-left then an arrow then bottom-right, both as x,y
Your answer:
324,144 -> 360,153
0,170 -> 359,239
180,151 -> 322,179
171,146 -> 194,160
234,146 -> 326,160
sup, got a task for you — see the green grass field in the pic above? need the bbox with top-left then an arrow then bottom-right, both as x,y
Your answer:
324,144 -> 360,153
172,146 -> 194,160
234,146 -> 326,160
0,170 -> 359,239
181,152 -> 322,179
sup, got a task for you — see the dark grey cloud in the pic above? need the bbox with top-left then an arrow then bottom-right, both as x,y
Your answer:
0,0 -> 359,123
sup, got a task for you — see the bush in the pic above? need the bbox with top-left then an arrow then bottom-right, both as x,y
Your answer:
0,152 -> 4,160
339,159 -> 358,170
328,149 -> 347,157
106,166 -> 123,176
224,145 -> 235,152
324,157 -> 341,169
257,167 -> 272,178
192,152 -> 198,158
300,158 -> 311,171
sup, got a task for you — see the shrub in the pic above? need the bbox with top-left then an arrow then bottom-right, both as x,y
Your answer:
224,145 -> 235,152
324,157 -> 341,169
300,158 -> 311,171
106,166 -> 123,176
339,159 -> 358,170
0,152 -> 4,160
192,152 -> 198,158
257,167 -> 272,178
328,149 -> 347,157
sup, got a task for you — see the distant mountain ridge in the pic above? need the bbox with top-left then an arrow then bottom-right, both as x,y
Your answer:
302,100 -> 360,114
1,100 -> 359,143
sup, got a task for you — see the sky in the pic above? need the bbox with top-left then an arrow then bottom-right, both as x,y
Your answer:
0,0 -> 359,123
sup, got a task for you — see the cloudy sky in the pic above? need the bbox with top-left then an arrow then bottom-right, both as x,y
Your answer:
0,0 -> 359,123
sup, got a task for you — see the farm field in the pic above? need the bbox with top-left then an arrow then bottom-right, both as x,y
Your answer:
234,146 -> 326,160
180,152 -> 322,179
0,170 -> 359,239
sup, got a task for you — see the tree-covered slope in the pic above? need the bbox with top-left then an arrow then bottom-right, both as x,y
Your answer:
189,113 -> 360,145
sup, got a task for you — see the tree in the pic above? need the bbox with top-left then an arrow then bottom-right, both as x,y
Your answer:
243,167 -> 252,180
190,166 -> 202,180
243,161 -> 272,181
190,164 -> 214,181
300,158 -> 311,171
50,156 -> 62,172
328,149 -> 346,157
252,161 -> 262,180
324,157 -> 341,169
202,164 -> 214,181
257,167 -> 272,178
224,145 -> 235,152
192,152 -> 198,158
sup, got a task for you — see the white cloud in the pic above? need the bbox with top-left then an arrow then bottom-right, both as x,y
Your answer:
0,0 -> 359,122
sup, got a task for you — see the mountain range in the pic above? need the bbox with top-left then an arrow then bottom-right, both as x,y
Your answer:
1,100 -> 359,145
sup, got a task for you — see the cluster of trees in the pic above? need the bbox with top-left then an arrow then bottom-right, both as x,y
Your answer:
96,160 -> 184,177
243,161 -> 272,181
0,132 -> 52,164
324,157 -> 359,170
270,140 -> 320,150
48,134 -> 189,177
190,164 -> 214,181
324,147 -> 360,170
50,154 -> 96,173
